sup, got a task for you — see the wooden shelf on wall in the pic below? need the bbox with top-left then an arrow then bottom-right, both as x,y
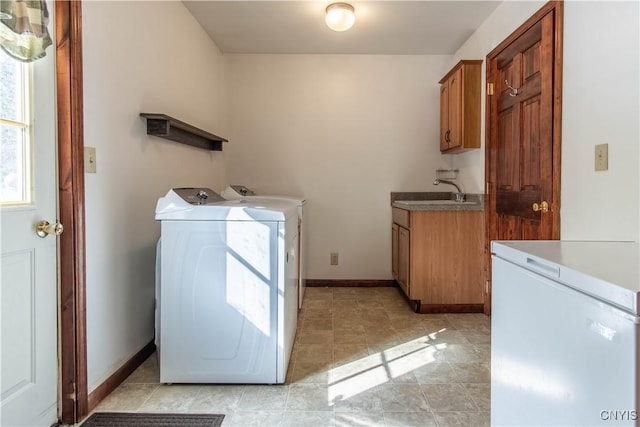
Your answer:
140,113 -> 228,151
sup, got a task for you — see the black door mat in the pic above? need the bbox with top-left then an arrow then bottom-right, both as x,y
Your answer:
79,412 -> 225,427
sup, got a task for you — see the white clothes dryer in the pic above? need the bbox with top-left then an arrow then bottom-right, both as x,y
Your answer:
222,186 -> 307,308
155,188 -> 298,384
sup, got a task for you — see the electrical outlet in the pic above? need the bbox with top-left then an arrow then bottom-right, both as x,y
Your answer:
85,146 -> 97,173
330,252 -> 339,266
595,143 -> 608,171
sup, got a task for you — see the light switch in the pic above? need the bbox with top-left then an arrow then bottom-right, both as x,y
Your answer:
85,146 -> 97,173
595,144 -> 608,171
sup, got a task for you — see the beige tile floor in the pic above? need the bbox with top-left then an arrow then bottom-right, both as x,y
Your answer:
91,287 -> 491,427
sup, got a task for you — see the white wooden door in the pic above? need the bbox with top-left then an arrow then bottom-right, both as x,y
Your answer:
0,25 -> 59,426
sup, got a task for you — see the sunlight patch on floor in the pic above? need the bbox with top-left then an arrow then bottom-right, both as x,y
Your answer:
328,330 -> 447,405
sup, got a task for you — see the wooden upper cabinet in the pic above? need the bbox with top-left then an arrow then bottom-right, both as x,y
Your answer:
439,60 -> 482,153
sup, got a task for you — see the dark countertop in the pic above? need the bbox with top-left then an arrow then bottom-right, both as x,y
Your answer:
391,192 -> 485,211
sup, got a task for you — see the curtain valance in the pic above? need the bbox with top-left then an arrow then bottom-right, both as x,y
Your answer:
0,0 -> 52,62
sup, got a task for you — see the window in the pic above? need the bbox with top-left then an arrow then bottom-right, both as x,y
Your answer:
0,48 -> 32,205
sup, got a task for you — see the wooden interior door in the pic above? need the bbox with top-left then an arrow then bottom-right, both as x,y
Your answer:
485,2 -> 563,314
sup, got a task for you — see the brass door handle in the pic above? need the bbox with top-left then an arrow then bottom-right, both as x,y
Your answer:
36,220 -> 64,238
532,201 -> 549,213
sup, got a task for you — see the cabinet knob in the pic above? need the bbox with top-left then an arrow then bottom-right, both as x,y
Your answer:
532,201 -> 549,213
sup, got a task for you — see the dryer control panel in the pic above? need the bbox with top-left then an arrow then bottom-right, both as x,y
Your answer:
173,187 -> 225,205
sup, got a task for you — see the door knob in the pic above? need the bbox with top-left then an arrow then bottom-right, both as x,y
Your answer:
36,220 -> 64,238
532,201 -> 549,213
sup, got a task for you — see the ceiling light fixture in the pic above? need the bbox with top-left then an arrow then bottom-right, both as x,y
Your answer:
325,3 -> 355,32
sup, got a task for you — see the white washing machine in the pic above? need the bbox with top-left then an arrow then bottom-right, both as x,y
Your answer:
222,186 -> 307,308
155,187 -> 298,384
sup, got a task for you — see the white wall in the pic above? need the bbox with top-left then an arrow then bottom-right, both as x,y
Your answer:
82,1 -> 228,391
225,55 -> 451,279
449,0 -> 639,241
560,0 -> 639,241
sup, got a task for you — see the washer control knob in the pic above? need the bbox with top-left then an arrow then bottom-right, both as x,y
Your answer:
196,190 -> 208,204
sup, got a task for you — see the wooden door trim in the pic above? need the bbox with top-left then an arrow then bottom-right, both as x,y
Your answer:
55,1 -> 88,423
484,1 -> 563,314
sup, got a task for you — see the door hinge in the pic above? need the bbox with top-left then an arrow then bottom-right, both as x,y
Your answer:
487,82 -> 494,96
485,182 -> 490,195
485,280 -> 490,293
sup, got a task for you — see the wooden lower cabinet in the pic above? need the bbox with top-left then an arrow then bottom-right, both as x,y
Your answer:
391,224 -> 399,279
391,209 -> 411,296
391,207 -> 484,313
392,223 -> 410,295
397,225 -> 410,296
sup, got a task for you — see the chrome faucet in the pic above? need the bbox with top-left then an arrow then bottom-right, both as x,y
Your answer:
433,179 -> 466,202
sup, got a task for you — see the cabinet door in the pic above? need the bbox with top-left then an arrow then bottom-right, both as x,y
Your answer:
447,67 -> 463,150
391,224 -> 399,279
411,211 -> 484,307
397,226 -> 410,296
439,83 -> 450,151
439,60 -> 481,154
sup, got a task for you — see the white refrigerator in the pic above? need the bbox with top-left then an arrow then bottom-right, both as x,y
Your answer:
491,241 -> 639,427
